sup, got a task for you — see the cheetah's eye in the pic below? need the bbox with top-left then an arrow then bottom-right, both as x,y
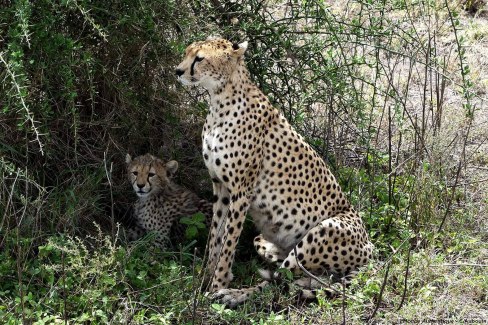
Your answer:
132,171 -> 138,176
148,172 -> 156,177
194,56 -> 204,62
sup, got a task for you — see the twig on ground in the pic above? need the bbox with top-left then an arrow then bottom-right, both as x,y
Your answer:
397,243 -> 412,311
62,251 -> 67,325
341,277 -> 346,325
431,263 -> 488,267
103,152 -> 115,242
368,261 -> 391,323
191,247 -> 198,325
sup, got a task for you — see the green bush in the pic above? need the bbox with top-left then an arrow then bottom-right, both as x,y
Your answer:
0,228 -> 199,323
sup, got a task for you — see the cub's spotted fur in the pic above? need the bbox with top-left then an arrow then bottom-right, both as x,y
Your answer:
126,153 -> 212,249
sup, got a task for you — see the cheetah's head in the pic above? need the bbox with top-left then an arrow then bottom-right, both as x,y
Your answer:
175,37 -> 248,91
125,153 -> 178,198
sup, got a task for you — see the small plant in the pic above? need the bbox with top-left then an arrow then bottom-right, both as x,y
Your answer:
252,312 -> 287,325
180,212 -> 207,240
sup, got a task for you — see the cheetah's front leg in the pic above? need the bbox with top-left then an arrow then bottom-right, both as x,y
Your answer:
209,194 -> 249,292
205,181 -> 231,287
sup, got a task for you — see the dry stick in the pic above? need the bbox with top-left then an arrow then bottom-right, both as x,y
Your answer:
434,37 -> 441,136
362,236 -> 412,321
438,0 -> 475,233
62,251 -> 67,324
16,227 -> 26,325
431,263 -> 488,267
420,31 -> 431,159
367,261 -> 391,323
378,61 -> 434,162
17,166 -> 30,325
103,152 -> 115,242
319,2 -> 362,105
430,30 -> 435,133
0,53 -> 45,156
378,48 -> 405,212
341,277 -> 346,325
364,5 -> 390,221
437,56 -> 447,133
191,247 -> 198,325
397,242 -> 412,311
386,99 -> 392,232
207,0 -> 240,25
195,207 -> 217,300
1,170 -> 19,249
179,244 -> 184,280
180,243 -> 198,319
198,232 -> 211,293
462,135 -> 488,166
447,177 -> 488,187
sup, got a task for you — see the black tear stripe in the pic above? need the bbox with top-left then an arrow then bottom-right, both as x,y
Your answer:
190,56 -> 204,76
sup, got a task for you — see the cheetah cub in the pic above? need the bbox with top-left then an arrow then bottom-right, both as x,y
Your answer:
176,37 -> 373,306
126,153 -> 212,249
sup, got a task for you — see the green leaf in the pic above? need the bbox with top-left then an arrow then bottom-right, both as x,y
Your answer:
211,303 -> 225,312
196,223 -> 206,229
180,216 -> 193,225
192,212 -> 206,223
276,268 -> 293,281
185,226 -> 197,239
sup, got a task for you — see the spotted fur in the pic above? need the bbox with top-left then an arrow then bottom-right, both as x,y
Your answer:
176,37 -> 373,306
126,153 -> 212,249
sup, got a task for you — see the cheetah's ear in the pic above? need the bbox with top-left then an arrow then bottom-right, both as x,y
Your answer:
165,160 -> 178,177
232,41 -> 248,57
125,154 -> 132,165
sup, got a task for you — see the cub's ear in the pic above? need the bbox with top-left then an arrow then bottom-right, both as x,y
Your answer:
232,41 -> 248,57
125,154 -> 132,165
165,160 -> 178,177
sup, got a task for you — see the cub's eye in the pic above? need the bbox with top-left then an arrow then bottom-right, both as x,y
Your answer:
148,172 -> 156,177
195,56 -> 204,62
132,171 -> 138,176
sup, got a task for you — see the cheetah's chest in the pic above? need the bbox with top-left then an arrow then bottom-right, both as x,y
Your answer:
202,125 -> 226,180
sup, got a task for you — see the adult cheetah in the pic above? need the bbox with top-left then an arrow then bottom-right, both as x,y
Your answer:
176,37 -> 373,306
126,153 -> 212,249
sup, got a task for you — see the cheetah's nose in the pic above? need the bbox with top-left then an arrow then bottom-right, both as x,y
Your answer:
175,68 -> 184,77
137,183 -> 145,189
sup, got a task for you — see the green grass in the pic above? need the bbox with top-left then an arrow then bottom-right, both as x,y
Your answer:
1,226 -> 486,324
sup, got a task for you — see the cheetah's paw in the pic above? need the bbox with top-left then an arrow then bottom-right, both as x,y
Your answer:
212,288 -> 253,308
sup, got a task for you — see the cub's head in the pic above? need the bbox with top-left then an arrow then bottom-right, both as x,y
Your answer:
175,37 -> 248,90
125,153 -> 178,198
